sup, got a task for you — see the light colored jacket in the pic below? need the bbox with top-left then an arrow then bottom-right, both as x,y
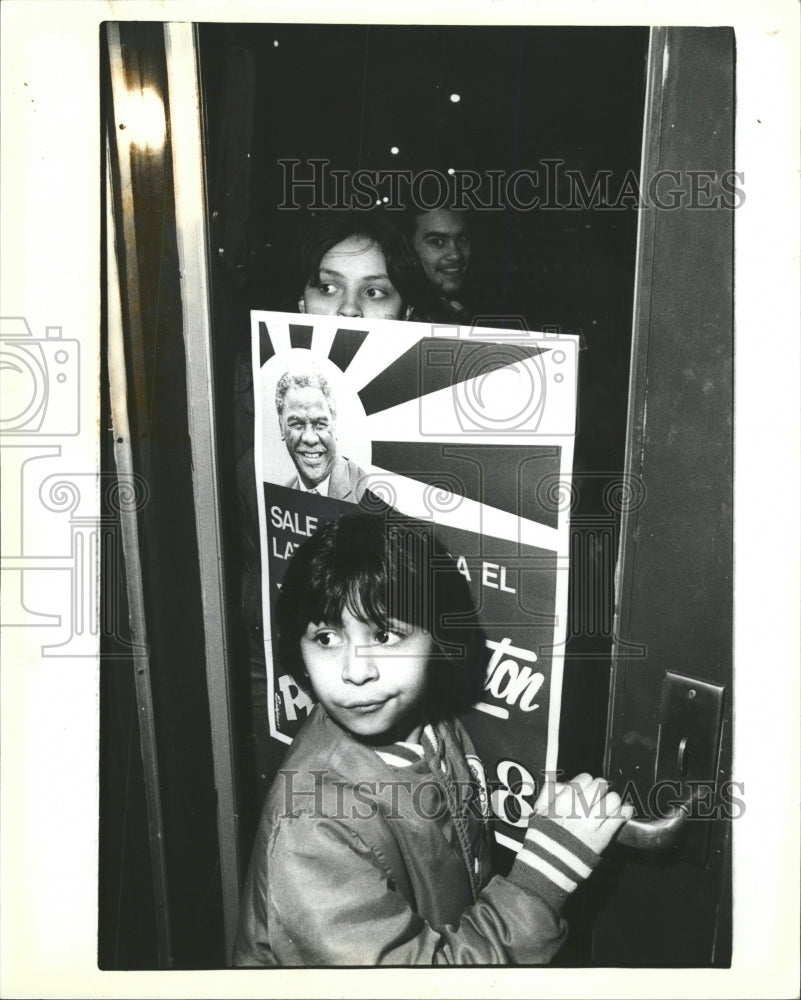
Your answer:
233,706 -> 600,966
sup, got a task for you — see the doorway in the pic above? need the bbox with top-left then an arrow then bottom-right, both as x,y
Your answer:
101,21 -> 656,968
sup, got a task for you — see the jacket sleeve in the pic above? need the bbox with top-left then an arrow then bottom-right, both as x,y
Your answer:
233,811 -> 600,966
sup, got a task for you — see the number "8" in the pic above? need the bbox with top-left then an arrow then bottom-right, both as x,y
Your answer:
490,759 -> 536,827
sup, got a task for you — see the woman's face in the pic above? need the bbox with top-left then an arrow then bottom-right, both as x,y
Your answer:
299,234 -> 408,320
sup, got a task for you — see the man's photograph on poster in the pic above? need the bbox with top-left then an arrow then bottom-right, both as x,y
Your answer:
266,357 -> 370,498
99,19 -> 736,973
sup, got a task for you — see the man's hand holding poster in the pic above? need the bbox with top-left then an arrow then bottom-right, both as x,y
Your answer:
252,310 -> 578,853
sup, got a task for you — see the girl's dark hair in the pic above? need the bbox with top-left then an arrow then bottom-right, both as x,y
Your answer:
275,511 -> 487,719
295,210 -> 443,321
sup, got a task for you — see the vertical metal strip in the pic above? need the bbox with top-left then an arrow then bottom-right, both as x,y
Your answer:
163,22 -> 241,961
104,23 -> 151,432
105,138 -> 173,968
605,27 -> 668,776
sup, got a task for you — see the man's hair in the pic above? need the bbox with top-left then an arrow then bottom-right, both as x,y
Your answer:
275,511 -> 487,719
295,209 -> 441,320
275,369 -> 337,421
400,204 -> 473,243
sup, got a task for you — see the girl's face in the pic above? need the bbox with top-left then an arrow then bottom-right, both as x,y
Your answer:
300,605 -> 431,744
299,234 -> 408,320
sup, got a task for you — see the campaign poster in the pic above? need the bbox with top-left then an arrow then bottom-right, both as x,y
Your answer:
252,309 -> 578,852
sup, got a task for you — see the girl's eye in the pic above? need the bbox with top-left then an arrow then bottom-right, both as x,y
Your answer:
365,286 -> 389,299
313,629 -> 342,647
374,628 -> 403,646
317,283 -> 338,295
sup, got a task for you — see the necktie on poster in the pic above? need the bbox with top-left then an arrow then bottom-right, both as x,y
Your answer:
252,311 -> 578,853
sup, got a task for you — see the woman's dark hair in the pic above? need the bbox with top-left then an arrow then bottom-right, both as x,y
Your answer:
275,511 -> 487,719
294,210 -> 443,321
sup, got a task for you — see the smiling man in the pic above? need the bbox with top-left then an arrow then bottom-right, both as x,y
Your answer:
275,368 -> 367,501
410,207 -> 472,317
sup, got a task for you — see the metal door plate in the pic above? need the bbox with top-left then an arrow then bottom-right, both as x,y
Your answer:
655,671 -> 725,866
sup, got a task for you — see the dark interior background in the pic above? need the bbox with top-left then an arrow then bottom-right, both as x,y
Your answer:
201,24 -> 647,344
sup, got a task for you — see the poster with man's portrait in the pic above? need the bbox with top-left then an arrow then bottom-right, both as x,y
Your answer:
252,309 -> 578,853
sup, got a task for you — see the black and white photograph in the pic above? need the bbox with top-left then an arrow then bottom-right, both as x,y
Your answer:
0,1 -> 799,997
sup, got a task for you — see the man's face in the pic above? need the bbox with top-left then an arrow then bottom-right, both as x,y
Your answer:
411,208 -> 472,297
279,385 -> 337,488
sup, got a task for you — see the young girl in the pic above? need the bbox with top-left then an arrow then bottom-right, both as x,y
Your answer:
234,512 -> 632,966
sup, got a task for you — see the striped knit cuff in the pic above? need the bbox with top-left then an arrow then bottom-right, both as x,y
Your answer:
508,814 -> 601,912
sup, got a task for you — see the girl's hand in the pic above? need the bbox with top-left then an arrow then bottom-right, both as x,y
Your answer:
533,773 -> 635,854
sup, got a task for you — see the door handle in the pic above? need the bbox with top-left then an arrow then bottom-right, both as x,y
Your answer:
610,673 -> 725,862
616,793 -> 692,851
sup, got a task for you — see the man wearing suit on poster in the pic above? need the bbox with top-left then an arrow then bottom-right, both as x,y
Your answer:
276,367 -> 367,502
